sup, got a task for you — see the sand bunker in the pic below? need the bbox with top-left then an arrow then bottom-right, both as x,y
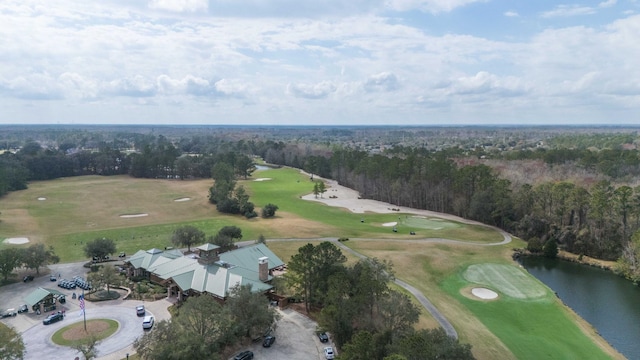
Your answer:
471,287 -> 498,300
174,197 -> 191,202
120,213 -> 149,218
3,237 -> 30,244
254,178 -> 272,181
382,222 -> 398,227
37,197 -> 47,201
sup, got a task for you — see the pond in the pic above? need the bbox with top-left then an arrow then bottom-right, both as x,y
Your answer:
520,256 -> 640,359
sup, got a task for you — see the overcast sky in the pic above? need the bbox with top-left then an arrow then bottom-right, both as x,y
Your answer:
1,0 -> 638,126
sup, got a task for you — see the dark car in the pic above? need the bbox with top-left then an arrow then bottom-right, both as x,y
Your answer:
262,335 -> 276,347
23,275 -> 34,282
43,311 -> 64,325
17,304 -> 29,314
1,309 -> 17,318
233,350 -> 254,360
318,332 -> 329,343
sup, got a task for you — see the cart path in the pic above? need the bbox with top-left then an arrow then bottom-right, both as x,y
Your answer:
251,175 -> 514,339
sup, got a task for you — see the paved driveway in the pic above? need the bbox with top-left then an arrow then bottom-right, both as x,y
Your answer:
1,262 -> 172,360
3,262 -> 327,360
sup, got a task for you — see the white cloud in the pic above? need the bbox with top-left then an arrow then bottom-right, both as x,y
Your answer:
447,72 -> 526,96
287,81 -> 337,99
504,11 -> 519,17
214,79 -> 253,97
148,0 -> 208,12
59,73 -> 99,100
0,73 -> 62,100
106,76 -> 157,97
363,72 -> 400,92
541,5 -> 596,18
385,0 -> 486,13
599,0 -> 617,8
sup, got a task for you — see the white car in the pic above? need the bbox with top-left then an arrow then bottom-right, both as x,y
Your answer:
142,315 -> 154,330
324,346 -> 335,360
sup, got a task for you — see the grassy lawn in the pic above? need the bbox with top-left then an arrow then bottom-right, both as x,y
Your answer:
51,319 -> 119,346
0,168 -> 624,359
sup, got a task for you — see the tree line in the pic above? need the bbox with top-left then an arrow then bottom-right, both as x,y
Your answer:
259,143 -> 640,262
0,244 -> 59,282
0,136 -> 257,197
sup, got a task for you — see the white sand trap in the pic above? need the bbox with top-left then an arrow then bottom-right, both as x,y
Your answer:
120,213 -> 149,218
37,197 -> 47,201
174,197 -> 191,202
472,287 -> 498,300
254,178 -> 272,181
3,237 -> 30,244
382,222 -> 398,227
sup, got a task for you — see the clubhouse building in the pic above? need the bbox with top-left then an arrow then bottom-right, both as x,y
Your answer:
123,243 -> 285,302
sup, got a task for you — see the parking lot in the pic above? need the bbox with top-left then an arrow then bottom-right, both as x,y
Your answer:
231,307 -> 337,360
2,262 -> 334,360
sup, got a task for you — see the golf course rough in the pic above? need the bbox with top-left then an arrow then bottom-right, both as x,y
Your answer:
463,264 -> 547,300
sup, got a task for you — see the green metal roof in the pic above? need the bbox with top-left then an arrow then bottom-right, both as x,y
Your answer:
219,243 -> 285,270
128,243 -> 282,298
196,243 -> 220,251
24,287 -> 65,306
127,248 -> 183,270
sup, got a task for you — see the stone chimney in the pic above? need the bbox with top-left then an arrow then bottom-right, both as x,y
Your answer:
258,257 -> 269,282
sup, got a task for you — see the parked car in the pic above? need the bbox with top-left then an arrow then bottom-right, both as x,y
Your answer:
262,335 -> 276,347
136,305 -> 145,316
324,346 -> 335,360
1,308 -> 17,318
142,315 -> 154,330
43,311 -> 64,325
318,332 -> 329,343
17,304 -> 29,313
233,351 -> 254,360
23,275 -> 34,282
119,252 -> 126,258
50,274 -> 57,281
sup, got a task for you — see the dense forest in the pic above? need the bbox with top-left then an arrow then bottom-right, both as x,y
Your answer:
1,125 -> 640,275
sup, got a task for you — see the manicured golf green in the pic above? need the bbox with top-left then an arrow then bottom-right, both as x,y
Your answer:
463,264 -> 547,300
403,215 -> 461,230
442,265 -> 611,360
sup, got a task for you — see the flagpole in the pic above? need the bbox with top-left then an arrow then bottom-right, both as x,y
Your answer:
82,289 -> 86,331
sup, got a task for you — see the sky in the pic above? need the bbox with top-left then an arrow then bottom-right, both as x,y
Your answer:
0,0 -> 639,126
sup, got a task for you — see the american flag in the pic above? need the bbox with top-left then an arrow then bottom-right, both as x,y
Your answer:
79,294 -> 85,314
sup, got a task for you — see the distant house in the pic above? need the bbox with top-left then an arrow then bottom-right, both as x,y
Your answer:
124,243 -> 285,302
